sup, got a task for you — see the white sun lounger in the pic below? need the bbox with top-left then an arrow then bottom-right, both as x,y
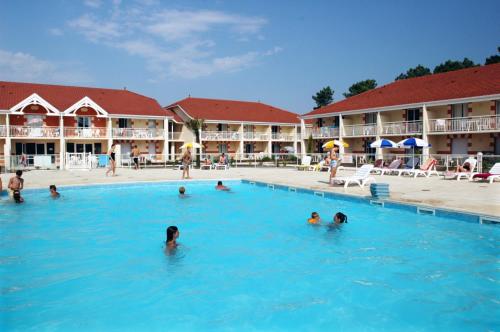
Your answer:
333,164 -> 376,188
296,156 -> 314,171
403,158 -> 439,178
471,162 -> 500,184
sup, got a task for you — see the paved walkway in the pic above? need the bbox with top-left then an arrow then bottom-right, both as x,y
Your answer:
1,167 -> 499,216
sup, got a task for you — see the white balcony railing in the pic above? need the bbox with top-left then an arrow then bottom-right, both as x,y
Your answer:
343,124 -> 377,137
0,125 -> 6,137
311,126 -> 339,138
168,132 -> 182,140
429,115 -> 500,133
112,128 -> 164,139
64,127 -> 107,138
271,133 -> 295,140
10,126 -> 60,138
382,121 -> 422,135
243,132 -> 269,140
201,131 -> 241,140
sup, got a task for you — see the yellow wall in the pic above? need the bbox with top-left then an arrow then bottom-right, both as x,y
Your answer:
470,101 -> 491,117
470,133 -> 494,153
111,118 -> 163,128
279,126 -> 296,134
380,110 -> 406,123
0,139 -> 5,154
427,105 -> 448,119
0,115 -> 6,125
342,114 -> 364,126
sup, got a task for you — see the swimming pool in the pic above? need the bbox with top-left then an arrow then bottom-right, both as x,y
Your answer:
1,180 -> 498,331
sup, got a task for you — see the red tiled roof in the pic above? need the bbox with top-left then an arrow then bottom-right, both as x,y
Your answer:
0,81 -> 166,116
165,97 -> 300,124
304,63 -> 500,117
164,108 -> 183,123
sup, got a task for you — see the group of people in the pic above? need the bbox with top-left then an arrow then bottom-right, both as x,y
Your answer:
308,211 -> 348,226
1,170 -> 59,203
182,146 -> 229,180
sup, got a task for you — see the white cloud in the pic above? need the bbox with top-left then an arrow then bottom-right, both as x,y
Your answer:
49,28 -> 63,36
0,49 -> 92,84
83,0 -> 101,8
67,5 -> 279,79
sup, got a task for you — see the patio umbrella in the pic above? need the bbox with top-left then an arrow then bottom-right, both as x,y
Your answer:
397,137 -> 431,167
180,142 -> 202,149
370,138 -> 398,148
322,140 -> 349,149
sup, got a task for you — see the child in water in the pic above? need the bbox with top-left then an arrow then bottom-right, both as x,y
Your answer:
166,226 -> 179,248
308,212 -> 321,224
178,186 -> 186,198
49,185 -> 60,198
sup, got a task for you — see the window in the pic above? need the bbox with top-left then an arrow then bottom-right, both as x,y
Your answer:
148,120 -> 156,129
26,115 -> 43,127
218,143 -> 228,153
245,143 -> 254,153
496,101 -> 500,115
272,142 -> 280,153
94,143 -> 102,154
118,118 -> 130,128
452,103 -> 467,118
271,126 -> 279,133
406,109 -> 420,121
77,117 -> 91,128
244,125 -> 253,133
148,142 -> 156,154
365,113 -> 377,124
217,124 -> 228,132
66,143 -> 75,153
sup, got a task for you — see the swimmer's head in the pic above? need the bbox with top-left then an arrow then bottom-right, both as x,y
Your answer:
166,226 -> 179,243
334,212 -> 347,224
179,186 -> 185,194
49,185 -> 57,192
311,212 -> 319,219
217,181 -> 223,186
16,170 -> 22,177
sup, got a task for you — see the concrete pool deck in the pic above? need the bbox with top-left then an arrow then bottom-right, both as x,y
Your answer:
1,167 -> 499,216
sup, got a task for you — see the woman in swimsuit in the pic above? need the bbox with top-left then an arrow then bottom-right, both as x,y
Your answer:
106,143 -> 117,177
329,146 -> 339,184
166,226 -> 180,249
181,147 -> 192,179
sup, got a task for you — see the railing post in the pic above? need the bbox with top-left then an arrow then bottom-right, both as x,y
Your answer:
477,152 -> 483,173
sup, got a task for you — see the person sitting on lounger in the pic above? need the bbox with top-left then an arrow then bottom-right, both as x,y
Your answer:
178,186 -> 187,198
219,153 -> 226,165
455,162 -> 471,173
166,226 -> 179,248
49,185 -> 60,198
215,181 -> 230,191
204,158 -> 212,166
308,212 -> 321,224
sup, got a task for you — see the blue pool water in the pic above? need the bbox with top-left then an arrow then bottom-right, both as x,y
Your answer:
0,181 -> 499,331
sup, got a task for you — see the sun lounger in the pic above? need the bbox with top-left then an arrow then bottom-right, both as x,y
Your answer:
296,156 -> 314,171
471,162 -> 500,184
376,159 -> 402,175
391,157 -> 420,176
200,163 -> 214,170
403,158 -> 438,178
444,158 -> 477,181
370,159 -> 385,174
333,164 -> 376,188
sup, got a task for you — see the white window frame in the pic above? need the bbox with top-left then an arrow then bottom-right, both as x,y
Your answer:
218,143 -> 228,153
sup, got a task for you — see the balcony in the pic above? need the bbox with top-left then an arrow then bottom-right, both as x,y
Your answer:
168,132 -> 182,140
429,115 -> 500,134
243,132 -> 269,140
382,121 -> 422,135
112,128 -> 164,139
65,127 -> 107,138
343,124 -> 377,137
271,133 -> 295,141
311,126 -> 339,139
0,125 -> 6,137
10,126 -> 60,138
201,131 -> 241,140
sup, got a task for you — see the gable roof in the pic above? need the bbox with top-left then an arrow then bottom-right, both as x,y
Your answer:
166,97 -> 300,124
303,63 -> 500,118
0,81 -> 166,116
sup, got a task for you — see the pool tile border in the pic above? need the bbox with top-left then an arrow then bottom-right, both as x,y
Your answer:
241,179 -> 500,225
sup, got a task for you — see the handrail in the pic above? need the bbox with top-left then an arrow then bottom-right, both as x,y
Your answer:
64,127 -> 107,138
200,131 -> 241,140
382,120 -> 422,135
343,123 -> 377,137
112,127 -> 164,138
9,125 -> 60,138
429,115 -> 499,133
243,132 -> 269,140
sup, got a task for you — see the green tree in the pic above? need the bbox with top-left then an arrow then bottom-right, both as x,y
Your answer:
485,46 -> 500,65
185,118 -> 205,167
433,58 -> 478,74
312,86 -> 334,109
395,65 -> 431,80
306,134 -> 314,154
343,79 -> 377,98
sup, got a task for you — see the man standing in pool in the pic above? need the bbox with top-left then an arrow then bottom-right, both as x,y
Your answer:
8,170 -> 24,199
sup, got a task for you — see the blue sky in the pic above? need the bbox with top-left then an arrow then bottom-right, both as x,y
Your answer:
1,0 -> 499,114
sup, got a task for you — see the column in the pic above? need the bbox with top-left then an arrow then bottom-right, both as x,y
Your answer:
59,115 -> 65,169
293,125 -> 298,157
267,125 -> 272,157
338,115 -> 345,156
107,117 -> 113,149
375,112 -> 383,160
5,114 -> 11,171
163,118 -> 169,160
300,119 -> 306,157
239,123 -> 244,158
422,104 -> 430,159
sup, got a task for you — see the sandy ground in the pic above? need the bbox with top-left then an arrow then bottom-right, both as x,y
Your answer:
1,166 -> 499,216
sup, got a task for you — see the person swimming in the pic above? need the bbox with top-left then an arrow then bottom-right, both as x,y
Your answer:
166,226 -> 179,248
215,181 -> 230,191
178,186 -> 187,198
333,212 -> 348,224
308,212 -> 321,224
49,185 -> 60,198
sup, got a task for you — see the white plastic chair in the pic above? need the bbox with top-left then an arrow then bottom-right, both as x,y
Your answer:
333,164 -> 376,188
